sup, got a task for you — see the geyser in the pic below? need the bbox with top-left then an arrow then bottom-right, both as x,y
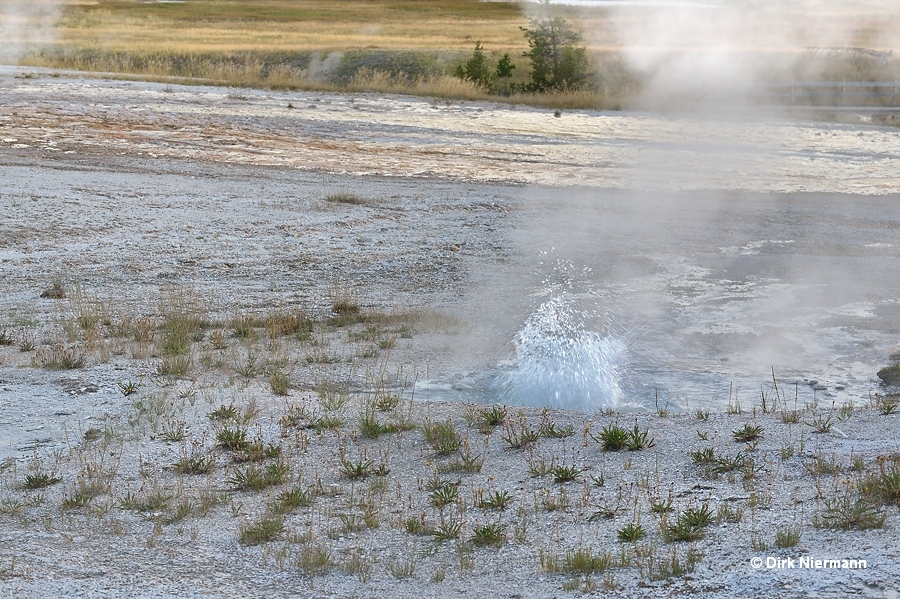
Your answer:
496,294 -> 626,411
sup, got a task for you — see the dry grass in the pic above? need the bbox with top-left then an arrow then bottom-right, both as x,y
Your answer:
51,0 -> 526,54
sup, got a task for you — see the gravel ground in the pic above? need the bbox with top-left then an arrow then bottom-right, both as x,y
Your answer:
1,67 -> 900,597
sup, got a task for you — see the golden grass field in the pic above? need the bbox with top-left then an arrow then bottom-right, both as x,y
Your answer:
55,0 -> 527,53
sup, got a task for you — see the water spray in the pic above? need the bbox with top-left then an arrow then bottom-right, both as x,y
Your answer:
495,261 -> 627,411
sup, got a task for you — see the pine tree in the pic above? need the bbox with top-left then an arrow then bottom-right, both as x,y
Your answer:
521,16 -> 589,92
455,41 -> 492,89
495,52 -> 516,96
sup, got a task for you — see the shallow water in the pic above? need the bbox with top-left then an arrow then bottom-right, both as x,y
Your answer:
418,188 -> 900,412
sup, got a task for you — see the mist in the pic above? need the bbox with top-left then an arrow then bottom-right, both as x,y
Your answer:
529,0 -> 900,109
0,0 -> 61,65
474,1 -> 900,412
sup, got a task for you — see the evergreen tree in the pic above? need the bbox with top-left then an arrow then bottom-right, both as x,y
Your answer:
495,52 -> 516,96
454,41 -> 492,89
520,16 -> 590,92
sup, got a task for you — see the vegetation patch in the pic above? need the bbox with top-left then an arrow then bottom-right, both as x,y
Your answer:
877,363 -> 900,386
238,515 -> 284,546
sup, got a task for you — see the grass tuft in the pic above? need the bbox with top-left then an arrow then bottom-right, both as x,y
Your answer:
806,413 -> 835,433
432,519 -> 462,542
35,344 -> 86,370
428,482 -> 459,508
539,421 -> 576,439
617,522 -> 646,542
480,404 -> 508,429
478,489 -> 513,510
780,410 -> 801,424
663,504 -> 713,542
118,488 -> 174,513
268,369 -> 291,396
501,418 -> 540,450
732,423 -> 764,443
325,192 -> 366,205
173,449 -> 215,475
774,525 -> 801,548
592,422 -> 655,451
297,545 -> 333,576
272,485 -> 316,514
860,460 -> 900,507
552,465 -> 582,483
23,471 -> 61,490
358,403 -> 397,438
560,548 -> 613,575
216,425 -> 249,451
227,460 -> 289,491
422,419 -> 461,455
876,397 -> 898,415
471,522 -> 506,547
209,403 -> 239,422
238,515 -> 284,546
338,449 -> 374,480
814,492 -> 886,530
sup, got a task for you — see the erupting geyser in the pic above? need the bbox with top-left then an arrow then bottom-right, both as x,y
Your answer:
497,294 -> 626,411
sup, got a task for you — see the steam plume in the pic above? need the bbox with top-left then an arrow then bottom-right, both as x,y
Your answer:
0,0 -> 61,64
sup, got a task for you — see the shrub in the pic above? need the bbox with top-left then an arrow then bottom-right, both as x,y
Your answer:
877,363 -> 900,386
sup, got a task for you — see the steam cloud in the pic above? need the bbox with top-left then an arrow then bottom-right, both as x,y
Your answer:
491,1 -> 900,412
0,0 -> 61,64
531,0 -> 900,108
307,51 -> 345,82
